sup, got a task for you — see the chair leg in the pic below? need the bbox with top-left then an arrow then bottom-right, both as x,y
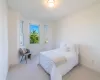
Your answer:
20,55 -> 23,62
30,54 -> 31,60
30,55 -> 31,60
25,55 -> 27,64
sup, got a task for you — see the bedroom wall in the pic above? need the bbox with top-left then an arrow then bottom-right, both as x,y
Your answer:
0,0 -> 8,80
8,8 -> 20,66
52,22 -> 58,49
22,18 -> 53,55
8,8 -> 54,65
55,3 -> 100,72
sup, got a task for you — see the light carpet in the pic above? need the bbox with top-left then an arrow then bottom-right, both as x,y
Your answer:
7,56 -> 100,80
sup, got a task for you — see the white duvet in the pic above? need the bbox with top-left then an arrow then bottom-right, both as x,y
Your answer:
39,49 -> 78,80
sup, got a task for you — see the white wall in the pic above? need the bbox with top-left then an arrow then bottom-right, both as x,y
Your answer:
0,0 -> 8,80
55,3 -> 100,72
22,18 -> 53,55
52,22 -> 58,49
8,8 -> 20,66
8,8 -> 54,65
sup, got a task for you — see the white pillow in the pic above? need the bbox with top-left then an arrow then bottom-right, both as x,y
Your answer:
59,47 -> 67,52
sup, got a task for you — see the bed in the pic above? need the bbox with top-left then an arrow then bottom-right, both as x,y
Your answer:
39,44 -> 79,80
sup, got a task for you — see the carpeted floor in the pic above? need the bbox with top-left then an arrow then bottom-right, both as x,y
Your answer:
7,56 -> 100,80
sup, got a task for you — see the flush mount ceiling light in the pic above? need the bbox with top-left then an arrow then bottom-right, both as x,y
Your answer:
47,0 -> 55,8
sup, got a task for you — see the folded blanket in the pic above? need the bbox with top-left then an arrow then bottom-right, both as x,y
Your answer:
52,56 -> 67,67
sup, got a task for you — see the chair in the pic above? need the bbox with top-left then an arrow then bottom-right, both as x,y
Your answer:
19,48 -> 31,63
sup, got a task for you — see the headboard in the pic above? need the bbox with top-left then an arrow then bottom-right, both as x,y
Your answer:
60,42 -> 80,55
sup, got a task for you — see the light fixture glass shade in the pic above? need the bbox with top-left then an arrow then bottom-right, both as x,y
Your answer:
48,0 -> 54,3
48,0 -> 55,8
48,3 -> 54,7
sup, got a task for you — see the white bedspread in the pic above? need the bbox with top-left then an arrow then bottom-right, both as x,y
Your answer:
39,49 -> 78,80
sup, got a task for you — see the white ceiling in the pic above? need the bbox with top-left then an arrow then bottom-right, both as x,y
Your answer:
8,0 -> 100,21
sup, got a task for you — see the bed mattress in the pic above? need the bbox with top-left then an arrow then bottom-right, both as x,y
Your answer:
39,50 -> 78,76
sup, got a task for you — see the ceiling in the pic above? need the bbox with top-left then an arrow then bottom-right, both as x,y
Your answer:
8,0 -> 100,21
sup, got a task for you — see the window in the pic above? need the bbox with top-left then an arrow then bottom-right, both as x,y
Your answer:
29,24 -> 40,44
19,21 -> 24,46
44,25 -> 48,43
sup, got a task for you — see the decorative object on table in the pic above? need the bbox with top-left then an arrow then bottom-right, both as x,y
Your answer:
45,39 -> 48,43
19,48 -> 31,64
